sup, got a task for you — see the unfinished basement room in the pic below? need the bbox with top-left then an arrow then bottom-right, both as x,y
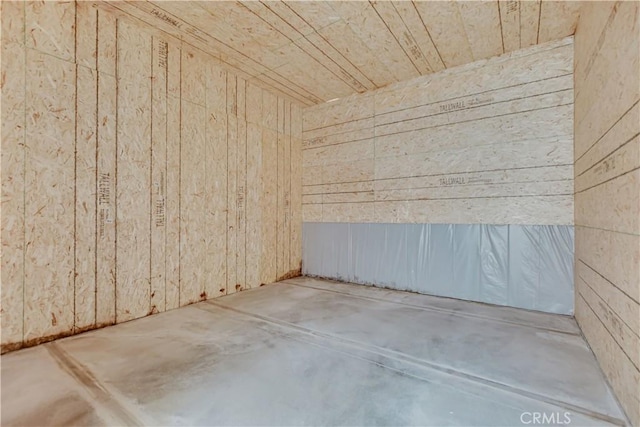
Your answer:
1,1 -> 639,426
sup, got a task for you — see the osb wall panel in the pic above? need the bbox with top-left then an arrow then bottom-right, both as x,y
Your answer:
574,2 -> 640,424
0,2 -> 302,353
302,38 -> 574,226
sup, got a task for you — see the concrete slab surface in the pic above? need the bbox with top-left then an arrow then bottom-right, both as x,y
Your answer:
1,277 -> 628,426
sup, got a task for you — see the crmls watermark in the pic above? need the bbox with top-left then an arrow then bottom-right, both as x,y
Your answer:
520,412 -> 572,425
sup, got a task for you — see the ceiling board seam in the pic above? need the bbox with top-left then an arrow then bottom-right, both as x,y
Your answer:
498,1 -> 506,54
390,1 -> 435,72
536,1 -> 542,44
118,2 -> 314,105
236,1 -> 342,99
410,0 -> 446,69
281,2 -> 377,89
368,1 -> 421,75
518,2 -> 522,49
256,1 -> 371,93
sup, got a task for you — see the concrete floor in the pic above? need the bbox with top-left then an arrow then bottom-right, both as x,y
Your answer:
1,277 -> 628,426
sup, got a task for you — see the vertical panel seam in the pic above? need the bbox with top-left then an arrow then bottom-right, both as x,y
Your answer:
149,36 -> 154,314
164,40 -> 169,312
114,17 -> 119,323
73,0 -> 79,333
22,0 -> 27,344
178,45 -> 182,306
94,8 -> 100,327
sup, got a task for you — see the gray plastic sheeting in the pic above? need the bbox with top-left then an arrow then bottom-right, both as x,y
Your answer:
302,223 -> 574,315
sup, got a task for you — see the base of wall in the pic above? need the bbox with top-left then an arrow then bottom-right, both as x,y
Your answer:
302,222 -> 574,315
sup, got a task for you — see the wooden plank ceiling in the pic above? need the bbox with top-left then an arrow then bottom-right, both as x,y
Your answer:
106,1 -> 582,106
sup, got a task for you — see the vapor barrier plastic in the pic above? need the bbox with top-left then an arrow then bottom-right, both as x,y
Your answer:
302,223 -> 574,315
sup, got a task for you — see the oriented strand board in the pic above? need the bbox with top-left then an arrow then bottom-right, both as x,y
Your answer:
520,1 -> 541,48
2,2 -> 304,352
276,131 -> 286,279
261,129 -> 278,284
246,123 -> 262,289
24,50 -> 76,342
369,1 -> 432,74
115,19 -> 152,322
115,76 -> 152,322
74,65 -> 98,331
205,62 -> 227,298
25,0 -> 75,61
226,111 -> 238,294
538,1 -> 582,44
574,2 -> 640,424
413,1 -> 473,68
94,0 -> 581,104
97,9 -> 117,77
457,1 -> 503,60
150,37 -> 168,314
290,104 -> 303,273
96,10 -> 117,327
236,118 -> 247,291
499,1 -> 521,53
165,41 -> 181,311
76,2 -> 98,69
1,0 -> 26,350
96,72 -> 117,327
303,39 -> 574,226
179,100 -> 206,305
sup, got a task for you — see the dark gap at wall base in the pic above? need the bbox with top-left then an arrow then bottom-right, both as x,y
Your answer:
302,222 -> 574,315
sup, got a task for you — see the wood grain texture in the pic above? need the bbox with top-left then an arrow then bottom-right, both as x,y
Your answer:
115,19 -> 152,322
226,110 -> 238,295
150,36 -> 168,314
24,50 -> 76,342
458,1 -> 503,61
205,62 -> 228,299
25,0 -> 75,61
303,39 -> 575,226
179,100 -> 206,305
574,3 -> 640,424
261,129 -> 278,285
87,1 -> 581,105
165,41 -> 181,311
499,1 -> 521,53
74,65 -> 98,331
1,1 -> 26,349
95,10 -> 117,326
2,3 -> 303,352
